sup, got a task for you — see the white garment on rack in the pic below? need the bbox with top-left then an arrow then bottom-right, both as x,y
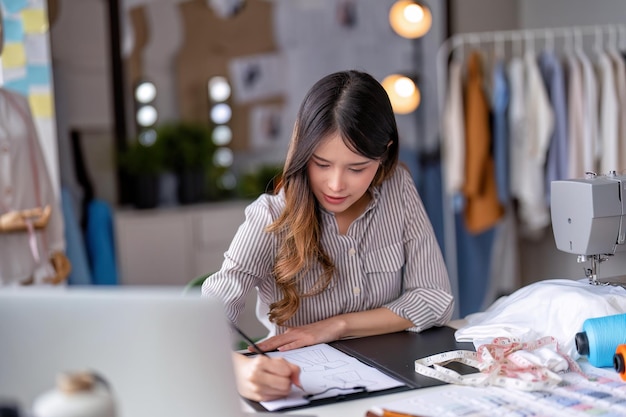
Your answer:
507,57 -> 525,201
608,49 -> 626,173
517,51 -> 554,238
597,50 -> 618,175
578,49 -> 599,174
441,60 -> 465,197
565,52 -> 585,178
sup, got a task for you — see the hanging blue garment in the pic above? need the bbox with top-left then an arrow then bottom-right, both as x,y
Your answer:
492,59 -> 511,205
455,212 -> 495,317
85,199 -> 119,285
539,50 -> 569,204
61,187 -> 92,285
416,150 -> 445,258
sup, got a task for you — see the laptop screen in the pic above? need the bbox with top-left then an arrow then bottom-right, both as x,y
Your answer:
0,287 -> 246,417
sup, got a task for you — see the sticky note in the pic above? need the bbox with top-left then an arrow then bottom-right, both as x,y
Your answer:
4,17 -> 24,43
28,92 -> 54,118
1,0 -> 28,15
4,78 -> 29,96
2,43 -> 27,68
21,9 -> 48,34
27,65 -> 50,86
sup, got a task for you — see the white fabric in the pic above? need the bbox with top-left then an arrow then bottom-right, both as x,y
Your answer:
565,52 -> 585,178
441,60 -> 465,196
455,279 -> 626,359
507,57 -> 525,200
597,51 -> 618,174
517,51 -> 554,238
608,49 -> 626,173
578,50 -> 599,173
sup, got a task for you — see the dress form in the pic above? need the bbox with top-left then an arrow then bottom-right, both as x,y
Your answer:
0,8 -> 70,285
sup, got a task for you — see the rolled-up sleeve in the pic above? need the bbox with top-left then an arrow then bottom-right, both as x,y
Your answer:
201,195 -> 280,324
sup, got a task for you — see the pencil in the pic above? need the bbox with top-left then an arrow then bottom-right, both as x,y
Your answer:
381,410 -> 424,417
231,324 -> 268,356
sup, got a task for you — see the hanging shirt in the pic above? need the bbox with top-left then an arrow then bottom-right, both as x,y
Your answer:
462,51 -> 504,234
578,48 -> 599,174
507,56 -> 526,201
491,59 -> 511,206
608,49 -> 626,173
0,89 -> 66,285
517,51 -> 554,238
565,51 -> 586,178
441,59 -> 466,202
538,50 -> 569,204
202,167 -> 454,337
597,50 -> 619,174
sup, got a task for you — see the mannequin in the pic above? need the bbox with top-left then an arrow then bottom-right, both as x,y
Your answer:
0,7 -> 70,285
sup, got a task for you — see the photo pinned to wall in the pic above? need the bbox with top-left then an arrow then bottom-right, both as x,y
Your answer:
249,104 -> 285,151
228,52 -> 286,103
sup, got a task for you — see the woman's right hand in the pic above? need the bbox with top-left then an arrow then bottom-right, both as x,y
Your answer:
232,352 -> 302,402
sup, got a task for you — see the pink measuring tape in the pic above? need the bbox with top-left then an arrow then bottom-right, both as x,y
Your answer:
414,336 -> 585,390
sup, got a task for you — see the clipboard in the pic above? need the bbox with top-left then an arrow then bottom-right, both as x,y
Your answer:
244,326 -> 476,412
243,377 -> 411,412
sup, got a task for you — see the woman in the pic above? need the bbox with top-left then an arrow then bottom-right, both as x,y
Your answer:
202,70 -> 454,401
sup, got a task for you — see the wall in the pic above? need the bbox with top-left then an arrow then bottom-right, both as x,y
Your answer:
46,0 -> 626,290
50,0 -> 430,206
449,0 -> 520,33
520,0 -> 626,28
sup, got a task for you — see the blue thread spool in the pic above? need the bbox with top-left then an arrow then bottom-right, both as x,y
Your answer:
575,313 -> 626,368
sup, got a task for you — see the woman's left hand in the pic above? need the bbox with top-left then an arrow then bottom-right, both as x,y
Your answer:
254,318 -> 346,352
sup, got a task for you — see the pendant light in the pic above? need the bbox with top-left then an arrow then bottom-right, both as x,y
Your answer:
389,0 -> 432,39
382,74 -> 420,114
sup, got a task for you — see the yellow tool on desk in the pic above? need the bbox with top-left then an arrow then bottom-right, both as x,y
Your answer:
366,408 -> 424,417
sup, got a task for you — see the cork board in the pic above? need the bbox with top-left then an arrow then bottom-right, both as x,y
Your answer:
175,0 -> 284,151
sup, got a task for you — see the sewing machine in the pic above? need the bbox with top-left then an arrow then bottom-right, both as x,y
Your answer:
551,172 -> 626,285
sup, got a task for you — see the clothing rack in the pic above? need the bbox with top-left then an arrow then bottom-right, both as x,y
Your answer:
435,24 -> 626,319
437,24 -> 626,111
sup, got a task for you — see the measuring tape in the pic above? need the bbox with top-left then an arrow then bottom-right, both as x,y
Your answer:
415,336 -> 585,391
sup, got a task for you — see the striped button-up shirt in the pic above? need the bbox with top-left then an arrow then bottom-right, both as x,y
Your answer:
202,166 -> 454,336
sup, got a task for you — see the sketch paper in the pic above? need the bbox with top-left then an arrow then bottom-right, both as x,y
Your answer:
259,343 -> 405,411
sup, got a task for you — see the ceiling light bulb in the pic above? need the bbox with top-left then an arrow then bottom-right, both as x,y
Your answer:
382,74 -> 420,114
389,0 -> 432,39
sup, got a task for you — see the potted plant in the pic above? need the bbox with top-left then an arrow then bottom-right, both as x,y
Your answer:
157,121 -> 217,204
237,164 -> 283,199
118,136 -> 167,209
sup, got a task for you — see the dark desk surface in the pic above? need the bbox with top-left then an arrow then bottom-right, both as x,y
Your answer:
246,326 -> 475,412
330,326 -> 476,389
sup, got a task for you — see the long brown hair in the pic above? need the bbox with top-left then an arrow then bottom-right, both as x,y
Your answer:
266,70 -> 399,325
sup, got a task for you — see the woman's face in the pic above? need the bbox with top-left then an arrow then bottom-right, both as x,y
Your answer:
306,132 -> 380,215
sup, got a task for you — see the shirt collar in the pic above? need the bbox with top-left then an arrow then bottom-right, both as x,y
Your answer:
318,184 -> 382,218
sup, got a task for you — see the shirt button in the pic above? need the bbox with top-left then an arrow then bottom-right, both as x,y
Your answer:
353,286 -> 361,295
348,248 -> 356,256
4,187 -> 11,196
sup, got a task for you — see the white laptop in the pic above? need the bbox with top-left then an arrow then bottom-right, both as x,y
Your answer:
0,287 -> 315,417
